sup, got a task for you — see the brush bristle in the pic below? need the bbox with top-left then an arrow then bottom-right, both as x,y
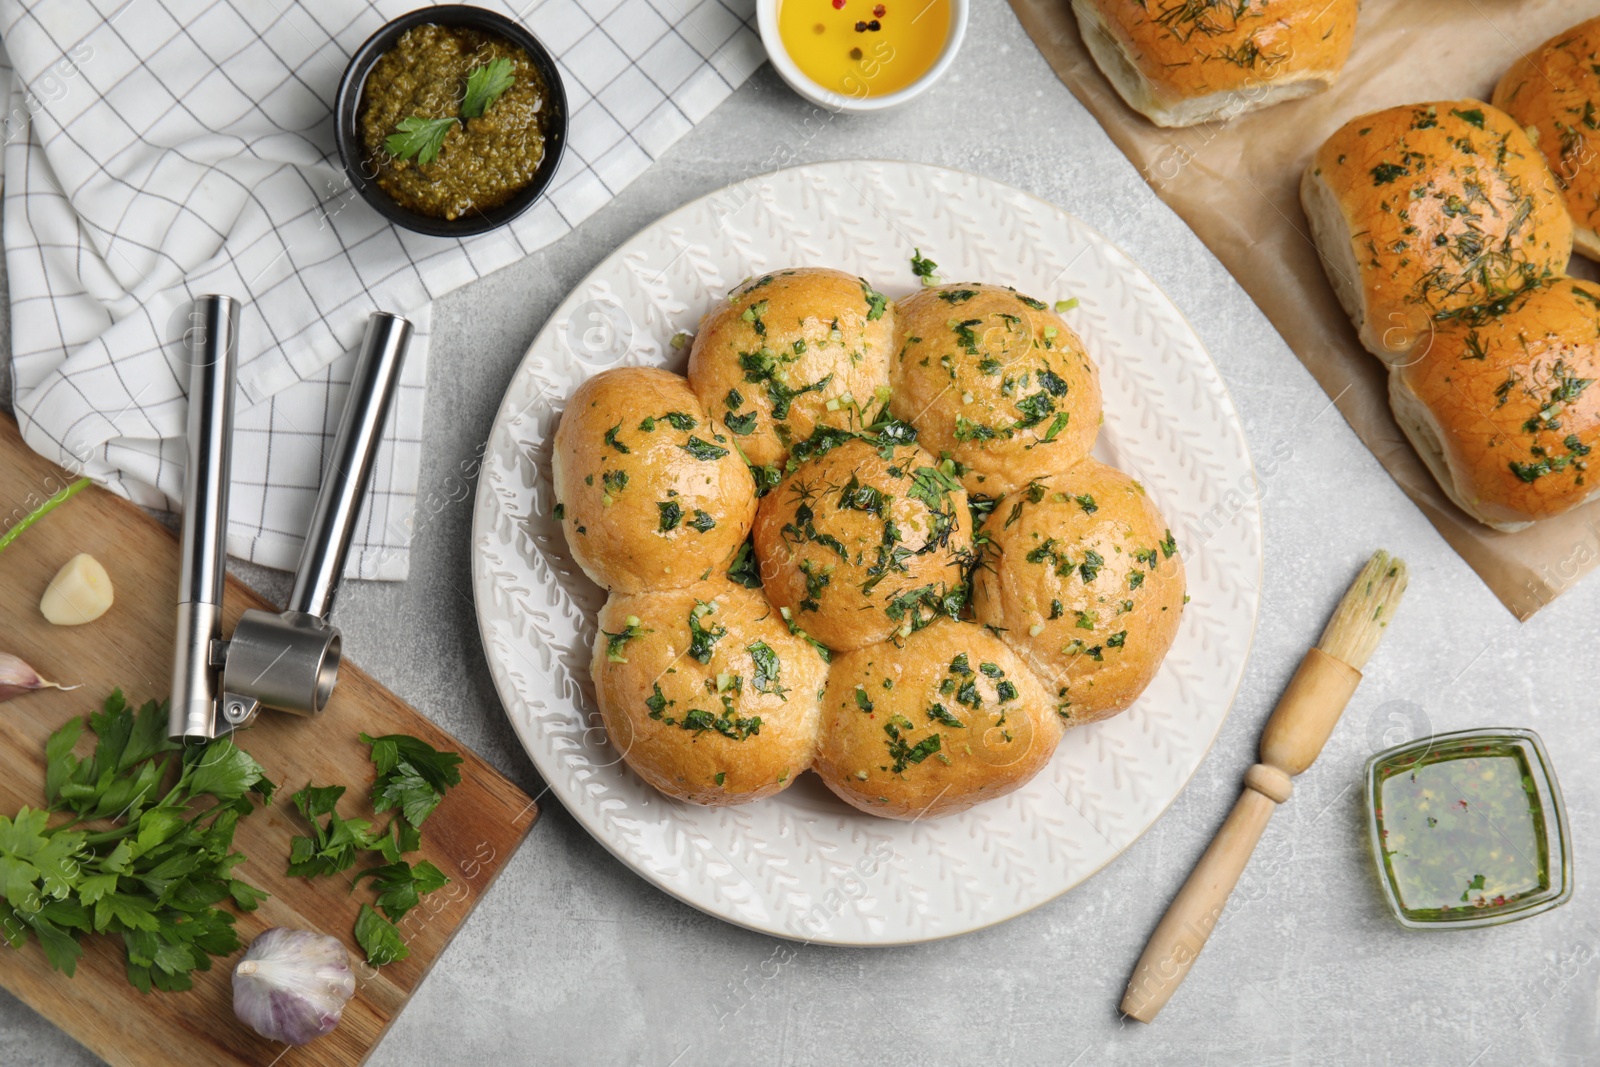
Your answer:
1315,550 -> 1409,669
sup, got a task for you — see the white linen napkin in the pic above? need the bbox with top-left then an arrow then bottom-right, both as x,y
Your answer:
0,0 -> 763,579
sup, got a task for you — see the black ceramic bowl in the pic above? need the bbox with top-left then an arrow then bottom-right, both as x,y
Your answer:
334,5 -> 567,238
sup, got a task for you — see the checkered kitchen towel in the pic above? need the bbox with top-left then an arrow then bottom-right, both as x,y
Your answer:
1,0 -> 762,579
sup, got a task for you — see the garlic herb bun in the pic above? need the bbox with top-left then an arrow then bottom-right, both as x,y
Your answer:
752,433 -> 973,652
813,618 -> 1062,820
552,367 -> 756,593
592,579 -> 829,806
1392,278 -> 1600,531
1077,0 -> 1359,128
971,460 -> 1185,725
890,284 -> 1101,494
1302,101 -> 1573,362
1493,17 -> 1600,261
687,267 -> 895,468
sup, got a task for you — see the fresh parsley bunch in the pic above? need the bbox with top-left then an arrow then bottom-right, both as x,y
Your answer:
286,732 -> 462,966
0,691 -> 272,992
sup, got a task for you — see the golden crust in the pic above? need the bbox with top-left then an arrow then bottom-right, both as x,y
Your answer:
753,436 -> 972,653
687,267 -> 894,468
1396,278 -> 1600,527
592,580 -> 829,805
1493,16 -> 1600,261
1304,100 -> 1573,360
812,618 -> 1063,820
1081,0 -> 1357,124
889,284 -> 1101,494
552,367 -> 756,593
970,460 -> 1185,725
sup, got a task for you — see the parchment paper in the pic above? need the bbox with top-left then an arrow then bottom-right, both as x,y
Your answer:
1011,0 -> 1600,619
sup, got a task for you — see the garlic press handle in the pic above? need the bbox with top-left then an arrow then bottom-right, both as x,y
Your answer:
286,311 -> 412,620
169,295 -> 240,742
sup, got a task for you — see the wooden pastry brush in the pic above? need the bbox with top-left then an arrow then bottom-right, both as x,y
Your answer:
1120,550 -> 1409,1022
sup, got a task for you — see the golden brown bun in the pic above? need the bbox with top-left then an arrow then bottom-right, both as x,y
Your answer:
889,284 -> 1101,495
1493,17 -> 1600,261
970,460 -> 1185,725
592,579 -> 829,805
812,618 -> 1063,820
752,436 -> 972,652
1303,101 -> 1573,362
1076,0 -> 1357,128
1392,278 -> 1600,531
552,367 -> 755,593
686,268 -> 894,468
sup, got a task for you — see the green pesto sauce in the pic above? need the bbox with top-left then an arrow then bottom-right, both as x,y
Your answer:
360,25 -> 548,221
1375,746 -> 1547,918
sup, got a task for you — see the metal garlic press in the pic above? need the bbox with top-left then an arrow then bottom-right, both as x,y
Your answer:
168,295 -> 412,741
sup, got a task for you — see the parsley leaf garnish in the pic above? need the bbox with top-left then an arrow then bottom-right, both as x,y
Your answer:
355,903 -> 408,966
384,115 -> 456,165
687,601 -> 727,663
748,641 -> 786,697
682,436 -> 730,461
460,57 -> 515,120
361,733 -> 463,829
353,858 -> 450,923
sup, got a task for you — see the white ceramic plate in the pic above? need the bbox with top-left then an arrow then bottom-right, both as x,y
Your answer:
471,161 -> 1262,946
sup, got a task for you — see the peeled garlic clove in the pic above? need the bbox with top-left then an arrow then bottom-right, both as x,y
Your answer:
39,553 -> 114,625
0,652 -> 79,701
233,928 -> 355,1046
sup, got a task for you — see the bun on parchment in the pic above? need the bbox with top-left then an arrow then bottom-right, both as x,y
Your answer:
1390,278 -> 1600,531
591,579 -> 829,805
687,268 -> 894,469
812,618 -> 1062,820
970,459 -> 1185,725
752,435 -> 972,653
889,284 -> 1100,496
1075,0 -> 1358,128
1301,101 -> 1573,362
552,367 -> 756,593
1493,16 -> 1600,262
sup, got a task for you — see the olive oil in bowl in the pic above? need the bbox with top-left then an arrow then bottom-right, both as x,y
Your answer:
1365,728 -> 1571,930
768,0 -> 959,107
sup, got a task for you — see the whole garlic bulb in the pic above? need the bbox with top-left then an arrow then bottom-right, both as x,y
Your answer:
232,928 -> 356,1045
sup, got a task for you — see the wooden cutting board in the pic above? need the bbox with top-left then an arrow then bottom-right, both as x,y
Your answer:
0,415 -> 537,1066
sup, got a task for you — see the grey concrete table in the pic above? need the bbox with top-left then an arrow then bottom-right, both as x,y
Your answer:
5,4 -> 1598,1065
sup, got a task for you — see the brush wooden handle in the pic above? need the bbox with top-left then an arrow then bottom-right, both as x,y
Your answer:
1120,764 -> 1290,1021
1120,649 -> 1362,1022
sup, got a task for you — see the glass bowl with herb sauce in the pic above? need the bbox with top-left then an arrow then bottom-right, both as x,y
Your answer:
1365,728 -> 1571,930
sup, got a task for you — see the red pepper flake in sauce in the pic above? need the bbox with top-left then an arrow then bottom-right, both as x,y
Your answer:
874,3 -> 886,15
832,0 -> 845,7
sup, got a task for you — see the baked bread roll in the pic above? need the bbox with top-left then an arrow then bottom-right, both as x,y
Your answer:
592,579 -> 829,805
752,435 -> 972,652
1493,17 -> 1600,261
812,618 -> 1062,820
552,367 -> 755,593
889,284 -> 1101,495
1076,0 -> 1358,128
970,460 -> 1184,725
687,268 -> 894,469
1390,278 -> 1600,531
1302,101 -> 1573,362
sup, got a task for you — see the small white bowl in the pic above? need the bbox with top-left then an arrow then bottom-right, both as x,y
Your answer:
757,0 -> 968,113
